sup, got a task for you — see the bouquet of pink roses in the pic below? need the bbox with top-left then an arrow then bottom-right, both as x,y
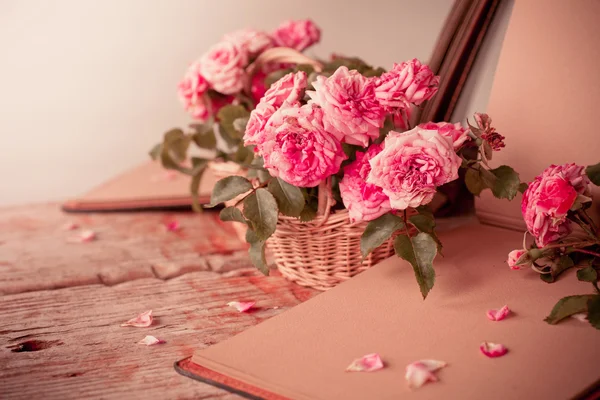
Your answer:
206,59 -> 522,298
150,19 -> 323,183
508,162 -> 600,329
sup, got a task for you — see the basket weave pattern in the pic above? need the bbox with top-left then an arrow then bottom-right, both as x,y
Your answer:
269,209 -> 410,291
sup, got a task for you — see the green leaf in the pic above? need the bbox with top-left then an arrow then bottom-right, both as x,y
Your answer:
577,266 -> 598,282
190,161 -> 208,213
217,105 -> 251,140
191,126 -> 217,150
232,117 -> 249,134
490,165 -> 521,200
587,296 -> 600,329
465,167 -> 486,196
245,229 -> 269,275
299,201 -> 317,222
233,145 -> 254,165
544,294 -> 596,324
409,214 -> 442,253
163,128 -> 191,162
209,176 -> 253,206
268,178 -> 305,217
518,182 -> 529,194
586,162 -> 600,186
148,143 -> 162,160
394,233 -> 437,299
243,188 -> 278,241
360,214 -> 405,258
217,124 -> 239,148
219,207 -> 248,225
540,255 -> 574,283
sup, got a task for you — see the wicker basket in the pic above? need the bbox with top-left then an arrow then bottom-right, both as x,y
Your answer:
269,209 -> 402,291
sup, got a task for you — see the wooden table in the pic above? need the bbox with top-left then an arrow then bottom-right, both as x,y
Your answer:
0,204 -> 317,399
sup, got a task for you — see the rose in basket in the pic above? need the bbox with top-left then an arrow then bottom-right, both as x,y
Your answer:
508,162 -> 600,329
207,60 -> 523,297
149,19 -> 323,208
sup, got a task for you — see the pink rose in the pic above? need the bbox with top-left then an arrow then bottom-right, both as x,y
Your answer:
244,71 -> 307,147
257,103 -> 346,187
307,66 -> 385,146
521,163 -> 591,247
367,126 -> 461,210
200,41 -> 248,95
507,249 -> 529,270
375,59 -> 439,110
339,144 -> 392,223
418,121 -> 470,150
177,62 -> 209,120
271,19 -> 321,52
223,29 -> 273,57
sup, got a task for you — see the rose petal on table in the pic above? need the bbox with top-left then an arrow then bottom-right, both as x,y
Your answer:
486,305 -> 510,321
61,222 -> 79,231
571,313 -> 588,322
151,171 -> 178,182
480,341 -> 508,358
164,221 -> 180,232
227,301 -> 256,312
346,353 -> 384,372
405,360 -> 447,388
66,230 -> 96,243
138,335 -> 165,345
121,310 -> 153,327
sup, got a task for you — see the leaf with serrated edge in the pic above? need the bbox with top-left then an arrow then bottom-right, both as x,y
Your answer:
585,162 -> 600,186
268,178 -> 305,217
219,207 -> 248,225
243,189 -> 278,241
394,233 -> 437,298
490,165 -> 521,200
209,176 -> 253,207
360,214 -> 405,258
586,296 -> 600,329
544,295 -> 596,324
409,214 -> 442,253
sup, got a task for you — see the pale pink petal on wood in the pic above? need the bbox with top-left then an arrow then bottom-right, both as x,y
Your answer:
121,310 -> 153,327
346,353 -> 384,372
67,230 -> 96,243
227,301 -> 256,313
138,335 -> 165,345
405,360 -> 447,389
486,305 -> 510,321
61,222 -> 79,231
480,341 -> 508,358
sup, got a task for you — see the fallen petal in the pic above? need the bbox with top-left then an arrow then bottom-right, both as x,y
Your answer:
61,222 -> 79,231
227,301 -> 256,313
572,313 -> 588,322
480,341 -> 508,358
164,221 -> 180,232
151,171 -> 178,182
67,230 -> 96,243
486,305 -> 510,321
346,353 -> 384,372
138,335 -> 165,345
121,310 -> 153,327
405,360 -> 447,389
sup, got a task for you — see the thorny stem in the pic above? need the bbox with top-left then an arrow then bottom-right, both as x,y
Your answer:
578,209 -> 599,236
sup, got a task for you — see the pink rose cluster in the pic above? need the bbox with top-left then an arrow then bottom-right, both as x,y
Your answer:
242,60 -> 472,223
177,19 -> 321,121
521,163 -> 591,247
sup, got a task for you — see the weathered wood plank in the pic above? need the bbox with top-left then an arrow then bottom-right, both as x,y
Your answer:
0,271 -> 317,399
0,204 -> 247,295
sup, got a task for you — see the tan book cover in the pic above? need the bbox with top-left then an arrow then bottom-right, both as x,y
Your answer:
175,1 -> 600,398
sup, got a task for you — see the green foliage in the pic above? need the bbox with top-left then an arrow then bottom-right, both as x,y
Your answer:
299,201 -> 318,222
190,123 -> 217,149
465,165 -> 521,200
360,214 -> 405,258
544,294 -> 596,325
586,296 -> 600,329
577,266 -> 598,283
268,178 -> 305,217
243,188 -> 279,241
189,159 -> 208,212
209,176 -> 253,207
540,255 -> 574,283
219,207 -> 248,225
217,105 -> 250,146
148,143 -> 162,160
585,162 -> 600,186
408,213 -> 442,253
246,229 -> 269,275
394,232 -> 437,299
